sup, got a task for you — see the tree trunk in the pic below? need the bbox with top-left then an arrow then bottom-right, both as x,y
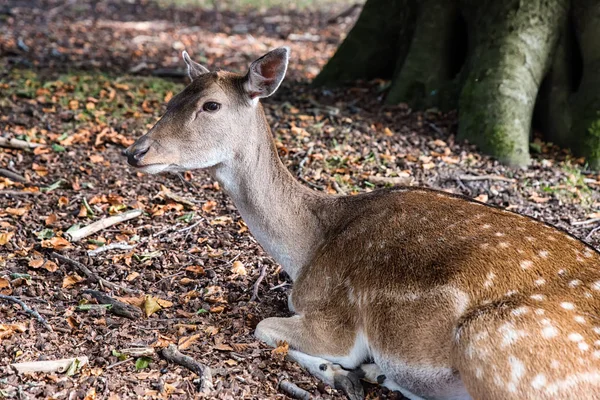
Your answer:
571,0 -> 600,169
534,17 -> 577,150
385,0 -> 462,109
313,0 -> 416,86
458,0 -> 568,167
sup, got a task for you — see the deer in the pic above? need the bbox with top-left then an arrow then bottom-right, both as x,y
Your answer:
124,48 -> 600,400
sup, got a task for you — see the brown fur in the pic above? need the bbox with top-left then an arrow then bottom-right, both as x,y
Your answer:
126,53 -> 600,400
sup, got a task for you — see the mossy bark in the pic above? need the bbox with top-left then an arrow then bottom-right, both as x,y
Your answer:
312,0 -> 416,86
571,0 -> 600,169
458,0 -> 568,167
385,0 -> 461,109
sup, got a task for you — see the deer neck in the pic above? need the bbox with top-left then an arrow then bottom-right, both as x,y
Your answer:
210,107 -> 328,280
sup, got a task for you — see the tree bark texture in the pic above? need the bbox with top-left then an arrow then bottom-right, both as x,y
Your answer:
315,0 -> 598,169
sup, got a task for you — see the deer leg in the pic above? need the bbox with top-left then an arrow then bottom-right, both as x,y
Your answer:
255,315 -> 365,400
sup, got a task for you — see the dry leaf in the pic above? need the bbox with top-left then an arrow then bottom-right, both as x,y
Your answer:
210,216 -> 232,226
126,272 -> 140,281
0,231 -> 14,245
6,207 -> 28,216
202,200 -> 217,213
28,258 -> 45,268
474,194 -> 488,203
210,305 -> 225,313
156,298 -> 173,308
271,341 -> 289,359
89,155 -> 104,163
178,334 -> 201,350
117,295 -> 145,308
0,277 -> 11,295
213,343 -> 233,351
185,265 -> 205,275
45,214 -> 58,226
143,295 -> 163,317
224,359 -> 238,366
42,236 -> 73,250
230,261 -> 247,276
62,274 -> 83,288
43,260 -> 58,272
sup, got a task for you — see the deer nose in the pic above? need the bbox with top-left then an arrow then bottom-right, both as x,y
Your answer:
124,139 -> 150,167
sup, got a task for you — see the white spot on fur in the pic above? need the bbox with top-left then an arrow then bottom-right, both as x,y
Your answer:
500,323 -> 527,347
550,360 -> 561,369
483,272 -> 496,288
542,326 -> 558,338
561,302 -> 575,310
531,374 -> 547,389
569,333 -> 584,342
495,232 -> 505,237
539,250 -> 550,258
591,281 -> 600,291
592,327 -> 600,334
482,224 -> 491,229
534,278 -> 546,286
512,307 -> 529,316
535,308 -> 545,315
521,260 -> 533,269
569,279 -> 582,288
530,294 -> 545,301
575,316 -> 586,324
499,242 -> 510,248
579,342 -> 590,351
509,356 -> 525,389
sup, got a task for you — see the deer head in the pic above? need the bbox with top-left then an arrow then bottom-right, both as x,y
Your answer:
124,47 -> 289,174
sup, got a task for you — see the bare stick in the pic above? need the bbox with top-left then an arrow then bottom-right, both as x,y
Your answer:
0,137 -> 45,150
87,242 -> 136,256
0,190 -> 41,196
457,174 -> 515,183
66,209 -> 143,242
332,180 -> 346,195
83,290 -> 143,319
586,224 -> 600,240
0,168 -> 26,183
11,356 -> 88,374
0,294 -> 52,331
250,263 -> 267,302
50,252 -> 137,294
270,282 -> 290,291
160,344 -> 213,393
105,357 -> 134,370
572,218 -> 600,227
279,376 -> 313,400
327,3 -> 360,24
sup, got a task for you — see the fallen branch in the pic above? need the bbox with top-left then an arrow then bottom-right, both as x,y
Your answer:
65,209 -> 143,242
586,224 -> 600,240
0,168 -> 27,183
160,344 -> 213,393
250,263 -> 267,302
0,137 -> 45,150
11,356 -> 88,374
87,242 -> 136,256
0,190 -> 41,196
83,290 -> 143,319
572,218 -> 600,227
0,294 -> 52,331
50,252 -> 137,294
457,174 -> 515,183
279,375 -> 313,400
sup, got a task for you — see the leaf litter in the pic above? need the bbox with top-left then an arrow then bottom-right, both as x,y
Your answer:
1,0 -> 600,399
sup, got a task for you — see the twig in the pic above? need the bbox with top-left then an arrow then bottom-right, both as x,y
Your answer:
297,145 -> 314,179
457,174 -> 515,183
572,218 -> 600,227
83,290 -> 143,319
367,175 -> 413,186
279,376 -> 313,400
298,176 -> 325,191
105,357 -> 134,370
161,190 -> 196,207
332,181 -> 346,195
87,242 -> 136,256
0,137 -> 45,150
0,294 -> 53,331
270,282 -> 290,291
65,209 -> 143,242
11,357 -> 88,374
327,3 -> 360,24
0,168 -> 27,183
586,225 -> 600,240
160,344 -> 213,393
177,220 -> 203,234
0,190 -> 40,196
50,252 -> 137,294
250,263 -> 267,302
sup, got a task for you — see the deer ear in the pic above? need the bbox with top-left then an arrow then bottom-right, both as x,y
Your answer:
182,51 -> 209,81
244,47 -> 289,99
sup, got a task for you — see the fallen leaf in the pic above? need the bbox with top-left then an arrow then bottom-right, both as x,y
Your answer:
474,194 -> 489,203
43,260 -> 58,272
28,258 -> 45,268
185,265 -> 205,275
178,334 -> 201,350
210,305 -> 225,313
42,236 -> 73,250
45,214 -> 58,226
0,231 -> 14,245
62,274 -> 84,288
6,207 -> 28,216
214,343 -> 233,351
231,261 -> 247,276
126,272 -> 140,281
210,216 -> 232,226
271,341 -> 289,359
0,277 -> 11,295
202,200 -> 217,213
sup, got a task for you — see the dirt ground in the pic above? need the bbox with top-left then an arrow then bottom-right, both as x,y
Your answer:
1,1 -> 600,399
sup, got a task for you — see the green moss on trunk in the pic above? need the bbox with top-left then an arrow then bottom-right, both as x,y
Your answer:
458,0 -> 568,167
312,0 -> 416,87
385,0 -> 461,109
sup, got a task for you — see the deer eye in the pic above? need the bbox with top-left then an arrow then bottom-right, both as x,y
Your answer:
202,102 -> 221,112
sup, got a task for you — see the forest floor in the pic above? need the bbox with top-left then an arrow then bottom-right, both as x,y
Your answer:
2,1 -> 600,399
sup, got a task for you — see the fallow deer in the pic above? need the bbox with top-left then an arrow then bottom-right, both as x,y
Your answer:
125,48 -> 600,400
